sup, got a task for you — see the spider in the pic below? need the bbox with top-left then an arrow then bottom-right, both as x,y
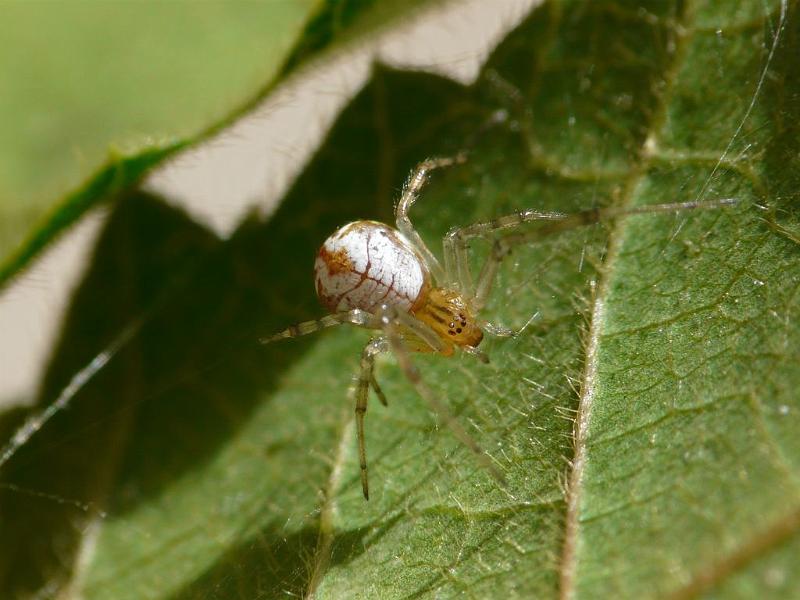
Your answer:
261,154 -> 736,500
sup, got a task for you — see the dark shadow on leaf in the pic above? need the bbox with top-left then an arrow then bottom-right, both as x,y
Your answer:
0,63 -> 492,598
168,513 -> 406,600
762,0 -> 800,241
168,523 -> 328,600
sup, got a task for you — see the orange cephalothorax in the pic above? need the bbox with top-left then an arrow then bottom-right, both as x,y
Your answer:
411,287 -> 483,349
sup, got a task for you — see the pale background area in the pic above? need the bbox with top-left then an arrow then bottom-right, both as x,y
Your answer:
0,0 -> 541,409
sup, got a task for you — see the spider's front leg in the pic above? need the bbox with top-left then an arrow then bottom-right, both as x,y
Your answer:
446,198 -> 739,313
354,306 -> 450,500
375,304 -> 505,490
395,154 -> 467,285
443,208 -> 567,309
355,337 -> 390,500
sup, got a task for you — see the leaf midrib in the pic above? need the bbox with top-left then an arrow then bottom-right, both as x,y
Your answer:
557,3 -> 695,597
560,2 -> 798,598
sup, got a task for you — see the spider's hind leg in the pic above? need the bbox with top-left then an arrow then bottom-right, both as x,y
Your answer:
260,309 -> 377,344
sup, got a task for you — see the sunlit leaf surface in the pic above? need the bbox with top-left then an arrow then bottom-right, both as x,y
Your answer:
0,1 -> 798,598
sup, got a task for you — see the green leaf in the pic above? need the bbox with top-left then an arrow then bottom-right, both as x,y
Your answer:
0,1 -> 304,270
1,1 -> 798,599
0,0 -> 441,288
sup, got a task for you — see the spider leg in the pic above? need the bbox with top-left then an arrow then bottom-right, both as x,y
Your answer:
443,209 -> 566,307
260,309 -> 379,344
455,198 -> 739,311
395,155 -> 467,284
392,309 -> 448,353
461,344 -> 490,364
370,373 -> 388,407
355,337 -> 390,500
478,319 -> 517,338
377,304 -> 505,488
355,311 -> 448,499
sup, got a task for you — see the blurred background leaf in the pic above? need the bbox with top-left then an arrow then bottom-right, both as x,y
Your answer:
0,0 -> 437,285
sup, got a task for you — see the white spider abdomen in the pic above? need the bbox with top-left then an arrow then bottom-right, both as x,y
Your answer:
314,220 -> 430,313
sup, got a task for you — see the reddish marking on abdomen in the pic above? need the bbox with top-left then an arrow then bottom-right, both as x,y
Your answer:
317,245 -> 354,276
329,233 -> 413,311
